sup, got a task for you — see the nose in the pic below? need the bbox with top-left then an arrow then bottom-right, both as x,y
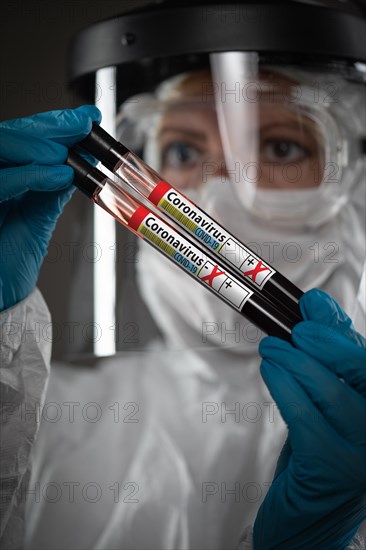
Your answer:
201,151 -> 229,184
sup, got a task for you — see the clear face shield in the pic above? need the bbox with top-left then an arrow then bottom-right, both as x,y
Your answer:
84,56 -> 364,356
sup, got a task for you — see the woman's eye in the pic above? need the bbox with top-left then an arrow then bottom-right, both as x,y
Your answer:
261,139 -> 310,163
162,142 -> 201,169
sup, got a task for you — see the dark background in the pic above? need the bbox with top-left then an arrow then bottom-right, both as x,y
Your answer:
1,1 -> 154,360
1,1 -> 151,120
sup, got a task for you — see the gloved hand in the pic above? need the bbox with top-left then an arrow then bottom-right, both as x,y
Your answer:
0,106 -> 101,311
253,289 -> 366,550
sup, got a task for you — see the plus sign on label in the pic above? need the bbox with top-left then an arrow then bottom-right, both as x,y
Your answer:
219,238 -> 274,288
219,277 -> 252,308
198,261 -> 252,309
241,256 -> 258,271
242,258 -> 271,286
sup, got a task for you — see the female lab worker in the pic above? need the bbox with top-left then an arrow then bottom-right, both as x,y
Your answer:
1,1 -> 366,549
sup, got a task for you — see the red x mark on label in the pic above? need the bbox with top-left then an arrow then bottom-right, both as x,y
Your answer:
201,265 -> 226,287
243,260 -> 269,283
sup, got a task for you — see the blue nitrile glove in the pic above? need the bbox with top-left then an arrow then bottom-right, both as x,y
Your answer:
253,289 -> 366,550
0,106 -> 101,311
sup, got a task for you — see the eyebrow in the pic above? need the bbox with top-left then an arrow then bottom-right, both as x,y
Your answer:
158,127 -> 207,141
260,120 -> 320,139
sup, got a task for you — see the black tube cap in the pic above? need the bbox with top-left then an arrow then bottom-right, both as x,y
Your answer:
78,124 -> 130,172
67,150 -> 107,198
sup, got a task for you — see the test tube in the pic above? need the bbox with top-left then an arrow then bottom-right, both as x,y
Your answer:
78,124 -> 303,323
67,150 -> 295,341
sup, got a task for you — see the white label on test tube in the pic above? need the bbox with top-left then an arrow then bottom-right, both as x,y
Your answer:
128,206 -> 253,312
148,182 -> 275,288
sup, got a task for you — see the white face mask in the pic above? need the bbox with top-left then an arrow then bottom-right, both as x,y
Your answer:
136,171 -> 365,353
